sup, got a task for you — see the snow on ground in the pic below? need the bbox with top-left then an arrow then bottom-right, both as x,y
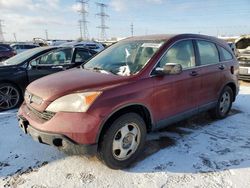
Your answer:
1,84 -> 250,188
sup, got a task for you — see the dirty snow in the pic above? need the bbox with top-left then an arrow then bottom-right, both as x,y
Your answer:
1,84 -> 250,188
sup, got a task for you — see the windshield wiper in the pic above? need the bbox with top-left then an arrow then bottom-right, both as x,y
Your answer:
92,67 -> 117,75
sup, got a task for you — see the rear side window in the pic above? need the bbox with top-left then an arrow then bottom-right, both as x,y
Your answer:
197,40 -> 219,65
219,46 -> 233,61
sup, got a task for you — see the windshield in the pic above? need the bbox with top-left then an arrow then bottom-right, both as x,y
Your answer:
83,40 -> 164,76
3,47 -> 52,65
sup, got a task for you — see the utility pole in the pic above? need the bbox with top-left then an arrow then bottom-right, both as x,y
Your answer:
131,23 -> 134,37
13,33 -> 17,42
0,20 -> 5,42
77,0 -> 89,40
96,2 -> 109,41
78,20 -> 83,40
45,29 -> 48,40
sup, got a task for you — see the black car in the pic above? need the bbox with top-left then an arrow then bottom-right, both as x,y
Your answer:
0,46 -> 97,111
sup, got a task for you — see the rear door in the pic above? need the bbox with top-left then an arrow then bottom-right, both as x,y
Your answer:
27,48 -> 74,82
194,40 -> 223,108
152,39 -> 202,127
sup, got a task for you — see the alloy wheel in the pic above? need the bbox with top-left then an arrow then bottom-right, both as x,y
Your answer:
219,91 -> 231,115
0,85 -> 20,110
112,123 -> 141,161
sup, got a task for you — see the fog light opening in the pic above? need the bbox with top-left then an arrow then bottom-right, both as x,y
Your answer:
53,138 -> 63,147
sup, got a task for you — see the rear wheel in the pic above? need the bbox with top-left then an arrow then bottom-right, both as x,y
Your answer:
210,86 -> 233,119
98,113 -> 146,169
0,83 -> 22,111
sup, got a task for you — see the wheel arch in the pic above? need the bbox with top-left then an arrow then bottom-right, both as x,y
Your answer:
224,82 -> 237,101
96,103 -> 153,144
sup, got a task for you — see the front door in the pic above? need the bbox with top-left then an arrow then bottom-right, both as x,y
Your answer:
27,48 -> 74,82
151,40 -> 201,128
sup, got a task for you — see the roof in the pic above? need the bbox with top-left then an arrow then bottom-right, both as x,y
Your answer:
123,34 -> 177,41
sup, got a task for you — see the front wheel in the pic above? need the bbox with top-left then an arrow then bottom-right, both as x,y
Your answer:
0,83 -> 22,111
98,113 -> 147,169
210,86 -> 233,119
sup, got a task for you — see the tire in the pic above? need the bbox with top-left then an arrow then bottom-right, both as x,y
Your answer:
0,83 -> 22,111
210,86 -> 233,119
97,113 -> 147,169
0,57 -> 7,62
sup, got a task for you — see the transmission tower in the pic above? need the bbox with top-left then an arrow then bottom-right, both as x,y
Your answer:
77,0 -> 89,40
0,20 -> 5,42
131,23 -> 134,37
96,2 -> 109,40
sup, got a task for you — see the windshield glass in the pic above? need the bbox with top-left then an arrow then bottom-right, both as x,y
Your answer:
84,40 -> 164,76
3,47 -> 50,65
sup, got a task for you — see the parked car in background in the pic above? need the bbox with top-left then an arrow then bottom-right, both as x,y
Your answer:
10,43 -> 39,54
0,46 -> 96,111
61,41 -> 105,52
235,35 -> 250,80
47,40 -> 73,46
18,34 -> 239,169
0,44 -> 16,62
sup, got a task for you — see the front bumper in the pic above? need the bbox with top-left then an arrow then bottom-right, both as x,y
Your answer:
18,116 -> 97,155
18,102 -> 103,145
239,66 -> 250,81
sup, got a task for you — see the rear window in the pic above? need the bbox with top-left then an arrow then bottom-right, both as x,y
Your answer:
197,40 -> 219,65
219,46 -> 233,61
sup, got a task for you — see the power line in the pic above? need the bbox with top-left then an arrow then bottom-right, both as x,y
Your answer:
0,20 -> 5,42
96,2 -> 109,40
77,0 -> 89,40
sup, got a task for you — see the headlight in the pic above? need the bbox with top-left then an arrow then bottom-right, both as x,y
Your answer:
46,92 -> 101,112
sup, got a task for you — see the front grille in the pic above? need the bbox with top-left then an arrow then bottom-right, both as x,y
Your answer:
27,105 -> 55,121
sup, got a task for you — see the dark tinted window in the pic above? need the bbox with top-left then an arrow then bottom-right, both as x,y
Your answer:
158,40 -> 195,69
197,40 -> 219,65
219,46 -> 233,61
24,45 -> 37,49
0,46 -> 9,51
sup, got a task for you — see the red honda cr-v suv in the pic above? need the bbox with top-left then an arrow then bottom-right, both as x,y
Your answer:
18,34 -> 239,169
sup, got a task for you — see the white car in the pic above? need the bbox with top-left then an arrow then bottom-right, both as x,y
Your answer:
61,41 -> 105,53
10,43 -> 39,54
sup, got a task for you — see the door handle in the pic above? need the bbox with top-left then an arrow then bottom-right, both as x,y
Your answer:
52,66 -> 63,69
218,65 -> 225,70
190,71 -> 198,76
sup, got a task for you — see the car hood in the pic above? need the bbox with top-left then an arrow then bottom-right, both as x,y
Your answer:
27,68 -> 129,102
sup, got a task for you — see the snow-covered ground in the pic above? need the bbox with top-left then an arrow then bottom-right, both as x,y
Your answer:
1,84 -> 250,188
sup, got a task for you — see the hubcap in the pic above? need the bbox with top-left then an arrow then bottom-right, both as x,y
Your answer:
0,85 -> 19,110
112,123 -> 141,161
219,91 -> 231,115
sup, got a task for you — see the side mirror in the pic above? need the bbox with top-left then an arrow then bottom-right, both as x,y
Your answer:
30,60 -> 37,67
154,63 -> 182,76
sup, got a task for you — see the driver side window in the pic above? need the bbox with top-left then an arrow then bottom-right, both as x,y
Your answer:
158,40 -> 195,69
36,48 -> 73,65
